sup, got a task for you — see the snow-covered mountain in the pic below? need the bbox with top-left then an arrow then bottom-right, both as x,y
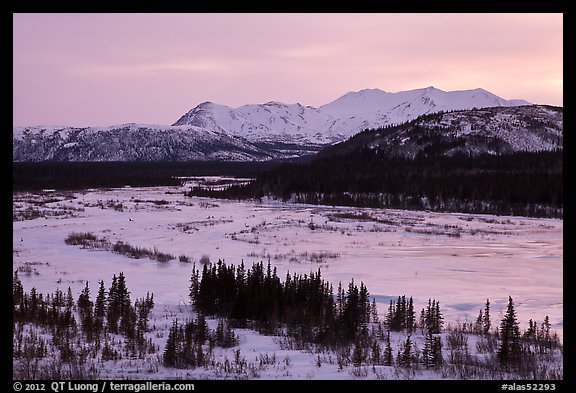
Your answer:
173,87 -> 531,145
14,87 -> 544,162
12,123 -> 277,162
318,105 -> 563,160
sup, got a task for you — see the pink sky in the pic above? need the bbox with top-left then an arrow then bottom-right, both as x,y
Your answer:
13,13 -> 563,127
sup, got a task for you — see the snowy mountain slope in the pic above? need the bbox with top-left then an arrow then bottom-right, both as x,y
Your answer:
173,101 -> 337,144
14,87 -> 544,162
318,105 -> 563,159
12,123 -> 278,162
173,87 -> 531,145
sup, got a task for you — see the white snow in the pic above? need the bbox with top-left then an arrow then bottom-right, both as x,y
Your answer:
172,87 -> 532,145
13,184 -> 563,379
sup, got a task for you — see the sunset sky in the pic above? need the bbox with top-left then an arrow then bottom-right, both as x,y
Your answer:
13,13 -> 563,127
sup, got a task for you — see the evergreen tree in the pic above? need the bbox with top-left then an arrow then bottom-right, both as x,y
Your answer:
94,280 -> 107,328
370,299 -> 379,324
231,262 -> 248,325
359,282 -> 370,324
422,330 -> 442,368
77,282 -> 94,338
386,300 -> 395,328
422,330 -> 433,367
342,279 -> 360,339
77,282 -> 93,319
541,315 -> 552,351
541,315 -> 551,342
116,273 -> 132,331
406,296 -> 415,333
335,281 -> 345,322
65,287 -> 74,311
398,335 -> 413,368
352,343 -> 363,367
134,292 -> 154,334
474,309 -> 484,334
419,307 -> 426,334
163,320 -> 179,367
107,274 -> 119,332
13,271 -> 24,324
370,340 -> 381,365
483,299 -> 491,335
383,332 -> 393,366
497,296 -> 521,366
435,300 -> 444,333
424,299 -> 443,334
189,263 -> 200,304
13,270 -> 24,307
524,319 -> 536,340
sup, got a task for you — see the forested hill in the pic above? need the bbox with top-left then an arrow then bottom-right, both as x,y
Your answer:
187,150 -> 563,218
317,105 -> 562,160
187,105 -> 563,218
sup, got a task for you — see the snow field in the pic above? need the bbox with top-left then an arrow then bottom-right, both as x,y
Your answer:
12,183 -> 563,379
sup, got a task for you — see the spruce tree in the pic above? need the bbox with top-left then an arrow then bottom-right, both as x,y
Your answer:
483,299 -> 491,335
94,280 -> 106,321
163,320 -> 179,367
371,299 -> 379,324
352,343 -> 363,367
13,270 -> 24,307
422,330 -> 442,368
398,335 -> 413,368
524,319 -> 536,340
77,282 -> 94,338
107,274 -> 119,332
541,315 -> 551,341
386,300 -> 395,329
419,307 -> 426,334
475,309 -> 484,334
422,330 -> 434,367
65,287 -> 74,311
497,296 -> 521,366
189,263 -> 199,305
406,296 -> 415,333
343,279 -> 360,339
371,340 -> 381,365
359,282 -> 370,324
77,282 -> 93,319
383,332 -> 393,366
434,300 -> 444,333
541,315 -> 552,350
13,271 -> 24,323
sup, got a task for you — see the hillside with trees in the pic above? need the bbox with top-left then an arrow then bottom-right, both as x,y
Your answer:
187,150 -> 563,218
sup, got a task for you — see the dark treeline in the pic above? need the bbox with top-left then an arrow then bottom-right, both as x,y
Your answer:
189,260 -> 374,346
12,161 -> 286,191
188,150 -> 563,218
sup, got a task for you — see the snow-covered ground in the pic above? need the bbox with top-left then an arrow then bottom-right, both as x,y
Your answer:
12,182 -> 563,379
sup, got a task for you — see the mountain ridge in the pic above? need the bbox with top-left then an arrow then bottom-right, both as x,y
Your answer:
317,104 -> 563,160
172,86 -> 531,145
15,87 -> 555,162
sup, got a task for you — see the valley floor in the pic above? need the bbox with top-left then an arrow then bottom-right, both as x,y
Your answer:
12,180 -> 563,380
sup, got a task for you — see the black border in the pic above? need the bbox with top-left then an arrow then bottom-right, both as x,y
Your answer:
9,5 -> 570,391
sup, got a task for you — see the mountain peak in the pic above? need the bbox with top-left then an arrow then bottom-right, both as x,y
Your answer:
172,86 -> 532,144
357,87 -> 387,94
